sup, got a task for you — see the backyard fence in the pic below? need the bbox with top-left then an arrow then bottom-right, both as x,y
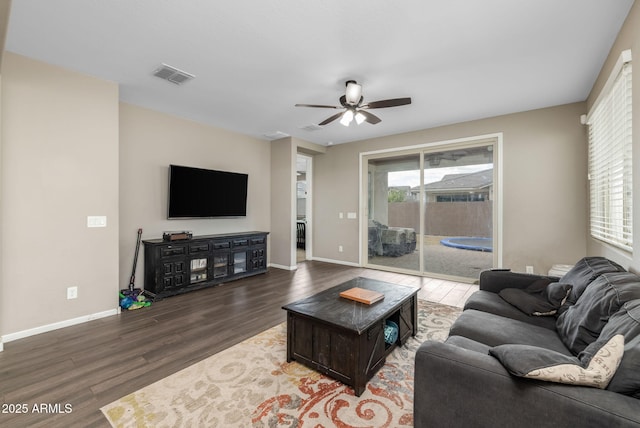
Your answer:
388,201 -> 492,237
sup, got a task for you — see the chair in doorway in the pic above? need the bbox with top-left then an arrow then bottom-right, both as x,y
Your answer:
296,220 -> 306,249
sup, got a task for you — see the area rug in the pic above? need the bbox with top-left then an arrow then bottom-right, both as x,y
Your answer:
101,300 -> 461,427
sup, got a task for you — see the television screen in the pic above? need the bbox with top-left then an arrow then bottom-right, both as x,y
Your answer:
168,165 -> 248,218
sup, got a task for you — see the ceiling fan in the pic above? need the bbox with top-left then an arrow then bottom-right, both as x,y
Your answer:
295,80 -> 412,127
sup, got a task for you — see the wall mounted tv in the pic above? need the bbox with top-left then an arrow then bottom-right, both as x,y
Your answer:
168,164 -> 248,218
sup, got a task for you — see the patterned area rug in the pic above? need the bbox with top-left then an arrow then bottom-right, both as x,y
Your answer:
101,300 -> 461,427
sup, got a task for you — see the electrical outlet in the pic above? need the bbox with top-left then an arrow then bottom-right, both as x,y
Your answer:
338,245 -> 343,252
67,286 -> 78,299
526,266 -> 534,274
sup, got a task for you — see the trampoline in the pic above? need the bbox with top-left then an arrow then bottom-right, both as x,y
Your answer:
440,236 -> 493,252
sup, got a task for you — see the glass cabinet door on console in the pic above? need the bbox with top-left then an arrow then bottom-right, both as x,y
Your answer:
231,237 -> 249,274
213,254 -> 229,279
212,240 -> 232,279
234,251 -> 247,274
189,241 -> 209,284
190,258 -> 207,283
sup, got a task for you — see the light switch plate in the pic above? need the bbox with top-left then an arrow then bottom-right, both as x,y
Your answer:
87,216 -> 107,228
347,212 -> 357,219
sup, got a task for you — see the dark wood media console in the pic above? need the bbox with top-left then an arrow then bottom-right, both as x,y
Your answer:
143,231 -> 268,299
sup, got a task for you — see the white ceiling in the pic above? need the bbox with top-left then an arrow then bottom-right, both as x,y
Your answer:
5,0 -> 634,145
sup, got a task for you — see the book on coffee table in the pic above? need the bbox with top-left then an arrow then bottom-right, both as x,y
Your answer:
339,287 -> 384,304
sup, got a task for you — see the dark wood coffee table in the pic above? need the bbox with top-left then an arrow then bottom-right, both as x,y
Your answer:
282,277 -> 419,396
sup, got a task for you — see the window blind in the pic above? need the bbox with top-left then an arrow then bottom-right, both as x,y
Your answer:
587,57 -> 632,251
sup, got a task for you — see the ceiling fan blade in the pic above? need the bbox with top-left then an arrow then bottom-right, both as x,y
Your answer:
295,103 -> 341,109
318,111 -> 345,126
358,110 -> 381,124
363,97 -> 412,109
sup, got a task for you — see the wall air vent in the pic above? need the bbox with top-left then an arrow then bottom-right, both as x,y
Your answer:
152,63 -> 195,85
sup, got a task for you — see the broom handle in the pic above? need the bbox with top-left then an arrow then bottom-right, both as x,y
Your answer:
129,228 -> 143,290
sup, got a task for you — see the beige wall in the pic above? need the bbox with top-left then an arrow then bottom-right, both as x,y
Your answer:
1,52 -> 119,335
270,137 -> 295,268
0,0 -> 10,350
0,54 -> 272,338
119,103 -> 271,289
269,136 -> 326,269
586,0 -> 640,271
314,102 -> 588,274
0,71 -> 3,350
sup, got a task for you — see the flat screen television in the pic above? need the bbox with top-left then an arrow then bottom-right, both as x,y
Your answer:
168,164 -> 248,218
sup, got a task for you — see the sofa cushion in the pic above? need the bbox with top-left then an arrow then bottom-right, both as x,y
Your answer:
559,256 -> 626,308
490,334 -> 624,389
449,309 -> 572,354
589,299 -> 640,398
556,272 -> 640,355
445,335 -> 492,354
499,282 -> 572,316
464,291 -> 557,330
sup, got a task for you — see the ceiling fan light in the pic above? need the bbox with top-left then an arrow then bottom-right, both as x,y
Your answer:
340,109 -> 354,126
354,111 -> 366,125
345,82 -> 362,105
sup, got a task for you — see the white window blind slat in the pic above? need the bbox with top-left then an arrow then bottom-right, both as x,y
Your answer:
587,57 -> 632,252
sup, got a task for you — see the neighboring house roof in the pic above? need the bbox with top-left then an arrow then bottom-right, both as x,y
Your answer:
414,168 -> 493,193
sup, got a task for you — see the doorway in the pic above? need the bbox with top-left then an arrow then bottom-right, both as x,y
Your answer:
363,136 -> 500,282
296,154 -> 312,263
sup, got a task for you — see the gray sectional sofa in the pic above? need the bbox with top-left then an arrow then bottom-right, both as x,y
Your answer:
414,257 -> 640,427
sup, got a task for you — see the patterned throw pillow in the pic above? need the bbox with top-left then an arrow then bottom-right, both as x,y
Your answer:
490,334 -> 624,389
592,300 -> 640,397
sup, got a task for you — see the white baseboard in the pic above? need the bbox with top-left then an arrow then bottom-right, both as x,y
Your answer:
1,308 -> 119,345
311,257 -> 361,267
269,263 -> 298,271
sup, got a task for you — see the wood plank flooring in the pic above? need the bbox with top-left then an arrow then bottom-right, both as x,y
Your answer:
0,261 -> 476,428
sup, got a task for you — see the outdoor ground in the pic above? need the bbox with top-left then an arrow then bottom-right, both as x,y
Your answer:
368,235 -> 493,281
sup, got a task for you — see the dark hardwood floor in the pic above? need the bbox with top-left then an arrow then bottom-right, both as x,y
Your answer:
0,261 -> 476,427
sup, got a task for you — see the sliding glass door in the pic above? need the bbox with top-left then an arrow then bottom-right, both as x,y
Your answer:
367,153 -> 421,273
422,145 -> 494,279
364,138 -> 497,281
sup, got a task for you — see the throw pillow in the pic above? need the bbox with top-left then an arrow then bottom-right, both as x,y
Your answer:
590,300 -> 640,397
498,282 -> 572,316
559,257 -> 626,308
490,334 -> 624,389
556,272 -> 640,354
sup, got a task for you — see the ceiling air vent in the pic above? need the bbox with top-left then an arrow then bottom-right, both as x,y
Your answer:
300,124 -> 323,132
263,131 -> 290,140
152,63 -> 195,85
